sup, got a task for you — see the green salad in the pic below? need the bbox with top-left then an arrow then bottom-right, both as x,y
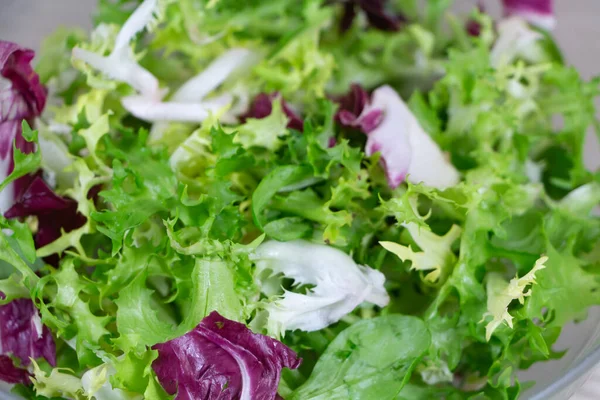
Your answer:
1,0 -> 599,399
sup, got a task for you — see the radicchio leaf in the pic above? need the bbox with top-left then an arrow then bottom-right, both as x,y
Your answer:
0,296 -> 56,384
152,311 -> 301,400
466,19 -> 482,37
241,93 -> 304,131
334,83 -> 383,134
0,41 -> 47,213
0,356 -> 30,384
465,3 -> 485,37
339,0 -> 406,32
362,85 -> 459,189
5,176 -> 86,264
502,0 -> 555,30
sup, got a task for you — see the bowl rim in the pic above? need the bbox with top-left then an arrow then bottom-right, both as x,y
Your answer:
529,342 -> 600,399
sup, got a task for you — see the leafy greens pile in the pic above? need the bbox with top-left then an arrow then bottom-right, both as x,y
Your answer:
1,0 -> 600,399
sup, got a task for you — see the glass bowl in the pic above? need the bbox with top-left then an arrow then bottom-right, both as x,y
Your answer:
1,1 -> 600,399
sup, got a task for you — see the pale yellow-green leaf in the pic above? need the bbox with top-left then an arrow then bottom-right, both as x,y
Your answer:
380,223 -> 461,282
235,97 -> 290,150
483,255 -> 548,341
31,361 -> 84,399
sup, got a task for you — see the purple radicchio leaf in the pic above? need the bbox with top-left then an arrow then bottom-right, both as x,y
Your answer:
466,4 -> 485,37
361,85 -> 459,189
241,93 -> 304,131
0,41 -> 47,213
340,0 -> 406,33
0,355 -> 30,384
466,19 -> 482,37
5,176 -> 87,265
334,83 -> 384,134
0,296 -> 56,384
502,0 -> 555,30
152,311 -> 301,400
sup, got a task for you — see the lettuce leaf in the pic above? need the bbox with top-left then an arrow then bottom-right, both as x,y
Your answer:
0,297 -> 56,384
289,315 -> 430,399
152,311 -> 301,400
502,0 -> 555,30
253,240 -> 389,336
0,40 -> 47,212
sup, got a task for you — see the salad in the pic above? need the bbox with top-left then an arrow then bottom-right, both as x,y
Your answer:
1,0 -> 599,398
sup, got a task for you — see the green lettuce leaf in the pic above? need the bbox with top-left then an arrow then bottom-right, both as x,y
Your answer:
289,315 -> 431,400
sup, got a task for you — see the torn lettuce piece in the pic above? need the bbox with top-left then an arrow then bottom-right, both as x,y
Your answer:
81,362 -> 143,400
168,48 -> 254,104
5,176 -> 86,254
129,48 -> 256,147
30,361 -> 84,398
0,297 -> 56,384
0,41 -> 47,213
502,0 -> 555,30
483,255 -> 547,341
380,223 -> 462,283
334,83 -> 383,134
338,0 -> 406,32
240,92 -> 304,131
129,48 -> 255,142
72,0 -> 169,98
121,94 -> 233,123
490,17 -> 548,67
363,85 -> 459,189
524,240 -> 600,329
252,240 -> 389,336
152,311 -> 301,400
37,120 -> 76,190
289,315 -> 430,400
418,359 -> 454,385
235,96 -> 291,150
253,6 -> 334,102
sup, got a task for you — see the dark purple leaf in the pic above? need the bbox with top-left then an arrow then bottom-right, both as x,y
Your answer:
337,84 -> 368,119
0,42 -> 46,122
5,176 -> 71,217
466,19 -> 482,37
340,2 -> 358,32
153,311 -> 301,400
334,83 -> 384,134
502,0 -> 555,30
243,93 -> 273,120
465,3 -> 485,37
339,0 -> 406,33
0,41 -> 47,212
0,355 -> 31,384
241,93 -> 304,131
0,296 -> 56,384
5,177 -> 86,264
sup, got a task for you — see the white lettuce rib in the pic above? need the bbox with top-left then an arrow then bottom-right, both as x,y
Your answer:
113,0 -> 159,51
143,49 -> 254,140
72,0 -> 163,98
252,240 -> 389,335
72,48 -> 160,98
122,94 -> 234,123
173,49 -> 254,102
